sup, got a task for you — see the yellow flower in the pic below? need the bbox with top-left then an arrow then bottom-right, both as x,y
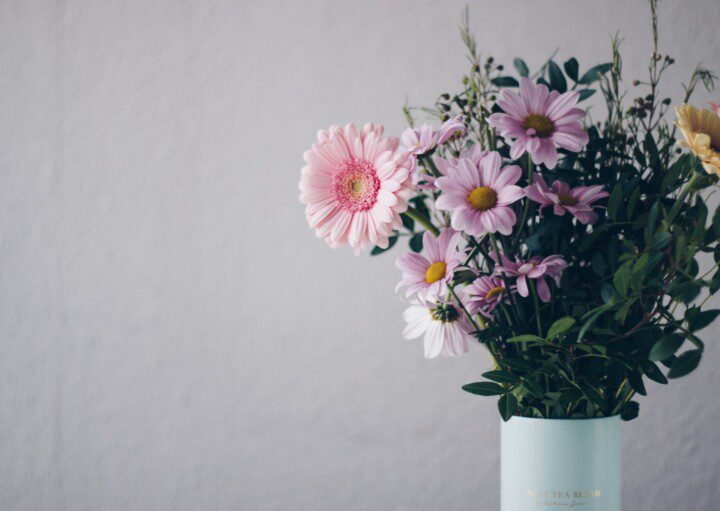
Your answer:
675,104 -> 720,177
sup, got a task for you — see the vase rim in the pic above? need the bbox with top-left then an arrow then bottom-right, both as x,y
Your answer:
504,414 -> 622,423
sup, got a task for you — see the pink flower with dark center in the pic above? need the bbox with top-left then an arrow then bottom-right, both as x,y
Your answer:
436,115 -> 467,144
488,78 -> 589,169
413,144 -> 488,189
464,276 -> 515,318
400,124 -> 437,156
524,173 -> 609,225
402,300 -> 473,358
299,123 -> 414,255
435,151 -> 524,236
395,228 -> 464,303
493,254 -> 567,302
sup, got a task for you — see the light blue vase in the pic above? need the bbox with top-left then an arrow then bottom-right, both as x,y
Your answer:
501,415 -> 621,511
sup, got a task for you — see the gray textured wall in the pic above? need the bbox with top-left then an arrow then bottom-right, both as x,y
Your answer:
2,1 -> 719,509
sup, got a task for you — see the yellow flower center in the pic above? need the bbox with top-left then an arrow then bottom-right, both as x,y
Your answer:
349,178 -> 366,197
425,261 -> 447,284
468,186 -> 498,211
557,193 -> 579,206
484,286 -> 506,299
522,114 -> 555,138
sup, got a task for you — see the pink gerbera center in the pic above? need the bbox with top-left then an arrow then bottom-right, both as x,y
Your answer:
333,159 -> 380,212
522,114 -> 555,138
425,261 -> 447,284
484,286 -> 506,299
468,186 -> 498,211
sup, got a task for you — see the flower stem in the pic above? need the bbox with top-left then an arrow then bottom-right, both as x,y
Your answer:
405,205 -> 439,236
529,279 -> 543,337
666,171 -> 701,224
510,155 -> 535,252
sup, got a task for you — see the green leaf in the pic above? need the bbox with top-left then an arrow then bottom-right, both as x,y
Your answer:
649,334 -> 684,362
613,264 -> 631,297
578,63 -> 612,84
647,231 -> 671,252
687,309 -> 720,332
482,370 -> 520,384
563,57 -> 579,81
400,213 -> 414,231
581,383 -> 607,411
559,387 -> 583,405
627,371 -> 647,396
643,361 -> 668,385
498,393 -> 518,421
409,232 -> 423,252
491,76 -> 519,88
712,206 -> 720,239
506,334 -> 544,343
462,382 -> 506,396
547,60 -> 567,93
513,58 -> 529,77
667,350 -> 702,378
522,379 -> 544,398
502,357 -> 536,372
370,235 -> 398,255
607,184 -> 623,222
577,89 -> 596,101
668,280 -> 702,303
546,316 -> 576,340
621,401 -> 639,421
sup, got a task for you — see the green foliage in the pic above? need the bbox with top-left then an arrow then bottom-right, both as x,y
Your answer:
396,4 -> 717,422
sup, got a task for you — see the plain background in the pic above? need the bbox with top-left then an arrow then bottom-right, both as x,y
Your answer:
2,1 -> 720,509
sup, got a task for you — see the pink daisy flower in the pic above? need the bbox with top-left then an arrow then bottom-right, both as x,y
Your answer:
435,151 -> 524,236
436,115 -> 467,144
413,144 -> 487,189
464,276 -> 515,318
400,124 -> 437,156
524,174 -> 609,225
493,254 -> 567,302
488,78 -> 589,169
299,123 -> 414,255
402,300 -> 473,358
395,228 -> 464,302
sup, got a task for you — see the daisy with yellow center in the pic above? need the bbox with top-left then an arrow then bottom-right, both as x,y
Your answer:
464,276 -> 514,319
435,151 -> 524,236
675,104 -> 720,177
395,228 -> 464,303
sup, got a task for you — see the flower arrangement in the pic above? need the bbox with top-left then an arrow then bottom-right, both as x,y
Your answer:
298,3 -> 718,422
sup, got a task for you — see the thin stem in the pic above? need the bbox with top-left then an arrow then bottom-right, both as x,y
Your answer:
405,205 -> 439,236
666,172 -> 700,224
529,280 -> 543,337
511,156 -> 535,252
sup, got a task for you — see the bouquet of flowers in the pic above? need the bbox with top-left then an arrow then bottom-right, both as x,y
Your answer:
298,3 -> 718,422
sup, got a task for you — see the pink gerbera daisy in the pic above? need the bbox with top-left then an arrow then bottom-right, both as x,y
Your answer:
464,276 -> 515,318
395,228 -> 464,302
525,174 -> 609,224
413,144 -> 487,189
435,151 -> 524,236
400,124 -> 437,156
488,78 -> 589,169
299,123 -> 414,255
436,114 -> 467,144
402,300 -> 473,358
493,254 -> 567,302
